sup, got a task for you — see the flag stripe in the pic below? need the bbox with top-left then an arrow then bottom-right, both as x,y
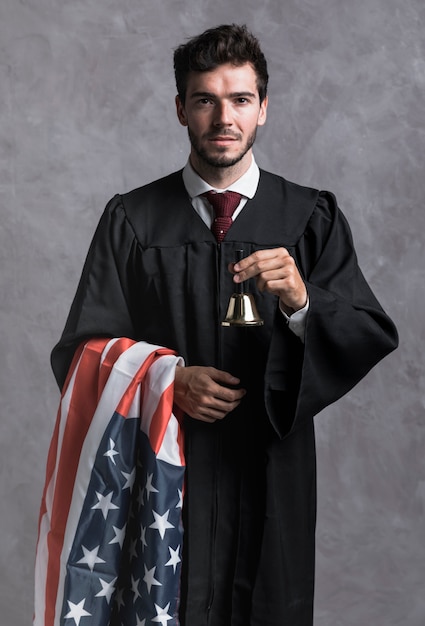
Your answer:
97,337 -> 135,399
149,382 -> 179,455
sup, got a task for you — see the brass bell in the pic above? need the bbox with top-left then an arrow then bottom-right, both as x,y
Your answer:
222,250 -> 264,327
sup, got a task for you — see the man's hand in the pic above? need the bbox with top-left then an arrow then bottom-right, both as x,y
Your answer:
174,366 -> 246,423
231,248 -> 308,314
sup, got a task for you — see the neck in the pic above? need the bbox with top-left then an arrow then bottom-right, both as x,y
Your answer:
189,152 -> 252,189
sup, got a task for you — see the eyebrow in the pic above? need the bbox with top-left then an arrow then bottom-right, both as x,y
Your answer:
189,91 -> 257,100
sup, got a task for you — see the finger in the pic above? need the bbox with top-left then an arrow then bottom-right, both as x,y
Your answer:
210,395 -> 243,415
233,249 -> 290,283
210,394 -> 245,414
211,384 -> 246,404
193,382 -> 245,418
233,248 -> 289,273
194,399 -> 241,423
256,265 -> 299,291
209,368 -> 241,387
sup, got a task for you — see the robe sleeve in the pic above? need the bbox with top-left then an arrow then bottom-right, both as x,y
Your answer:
264,190 -> 399,438
51,196 -> 139,389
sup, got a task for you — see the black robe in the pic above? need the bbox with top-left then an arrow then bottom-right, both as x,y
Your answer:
51,170 -> 398,626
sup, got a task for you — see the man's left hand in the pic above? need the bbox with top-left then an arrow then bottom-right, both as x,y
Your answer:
231,247 -> 308,314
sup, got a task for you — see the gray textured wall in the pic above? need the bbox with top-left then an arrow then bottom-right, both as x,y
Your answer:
1,0 -> 424,624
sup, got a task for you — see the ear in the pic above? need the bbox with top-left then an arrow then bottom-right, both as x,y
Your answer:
175,95 -> 188,126
257,95 -> 268,127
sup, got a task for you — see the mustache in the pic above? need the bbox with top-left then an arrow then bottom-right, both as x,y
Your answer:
204,131 -> 241,140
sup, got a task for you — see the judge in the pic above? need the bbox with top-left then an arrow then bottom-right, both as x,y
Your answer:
51,24 -> 398,626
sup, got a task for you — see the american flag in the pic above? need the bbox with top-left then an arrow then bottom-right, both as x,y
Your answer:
34,338 -> 185,626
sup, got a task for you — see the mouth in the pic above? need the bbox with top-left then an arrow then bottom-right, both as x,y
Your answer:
208,135 -> 239,146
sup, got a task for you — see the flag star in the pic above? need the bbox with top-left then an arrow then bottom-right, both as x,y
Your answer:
140,524 -> 148,550
92,491 -> 119,519
77,545 -> 105,572
109,524 -> 126,549
64,598 -> 91,626
145,473 -> 159,500
95,577 -> 117,604
104,438 -> 120,465
121,467 -> 136,490
143,564 -> 162,594
165,545 -> 181,574
176,489 -> 183,509
131,576 -> 142,603
136,617 -> 146,626
150,510 -> 174,539
152,602 -> 173,625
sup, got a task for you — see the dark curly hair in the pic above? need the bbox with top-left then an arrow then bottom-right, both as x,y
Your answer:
174,24 -> 268,104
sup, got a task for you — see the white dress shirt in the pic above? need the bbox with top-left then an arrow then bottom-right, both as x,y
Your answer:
182,157 -> 309,341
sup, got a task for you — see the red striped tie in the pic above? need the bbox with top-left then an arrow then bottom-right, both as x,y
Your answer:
203,191 -> 242,243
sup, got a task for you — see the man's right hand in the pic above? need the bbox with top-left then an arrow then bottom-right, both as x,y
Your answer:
173,365 -> 246,423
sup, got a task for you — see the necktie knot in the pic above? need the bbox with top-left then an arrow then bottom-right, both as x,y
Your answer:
203,190 -> 242,242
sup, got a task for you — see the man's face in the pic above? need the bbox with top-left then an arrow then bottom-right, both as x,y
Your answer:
176,63 -> 267,174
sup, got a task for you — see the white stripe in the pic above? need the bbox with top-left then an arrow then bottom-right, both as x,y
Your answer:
140,355 -> 183,433
157,412 -> 183,465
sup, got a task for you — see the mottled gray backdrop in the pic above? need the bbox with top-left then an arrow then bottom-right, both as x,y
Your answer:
1,0 -> 424,624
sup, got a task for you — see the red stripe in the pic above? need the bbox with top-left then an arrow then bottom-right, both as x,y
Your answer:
97,337 -> 136,400
37,342 -> 87,532
36,408 -> 61,539
148,382 -> 176,454
35,340 -> 88,557
44,338 -> 111,626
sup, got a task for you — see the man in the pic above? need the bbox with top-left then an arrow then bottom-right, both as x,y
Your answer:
51,24 -> 398,626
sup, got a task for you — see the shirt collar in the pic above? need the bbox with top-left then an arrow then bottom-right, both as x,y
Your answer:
182,156 -> 260,200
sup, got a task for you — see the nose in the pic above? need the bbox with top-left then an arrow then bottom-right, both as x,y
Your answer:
213,100 -> 232,126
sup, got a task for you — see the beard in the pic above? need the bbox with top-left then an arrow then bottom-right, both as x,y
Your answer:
187,127 -> 257,169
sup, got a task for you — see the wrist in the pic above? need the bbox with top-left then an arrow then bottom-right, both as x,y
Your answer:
280,294 -> 308,316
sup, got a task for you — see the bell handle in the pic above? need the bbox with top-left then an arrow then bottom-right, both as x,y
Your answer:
235,249 -> 244,294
